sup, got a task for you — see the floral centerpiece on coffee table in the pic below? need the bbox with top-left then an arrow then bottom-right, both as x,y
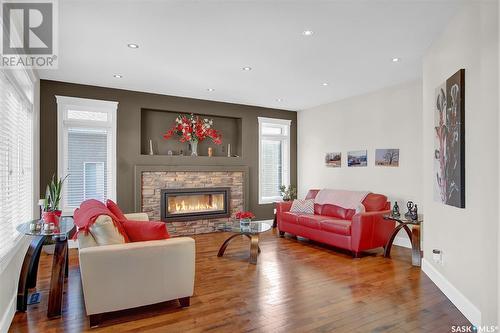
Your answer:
235,211 -> 255,227
163,113 -> 222,156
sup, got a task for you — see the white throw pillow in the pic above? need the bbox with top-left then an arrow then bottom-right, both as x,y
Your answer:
89,215 -> 127,246
290,199 -> 315,214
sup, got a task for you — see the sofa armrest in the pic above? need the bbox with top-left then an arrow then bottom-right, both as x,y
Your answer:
276,201 -> 293,214
351,210 -> 394,251
124,212 -> 150,221
78,237 -> 195,315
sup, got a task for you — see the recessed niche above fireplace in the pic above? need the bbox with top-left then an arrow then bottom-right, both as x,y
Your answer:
141,109 -> 242,157
160,187 -> 231,222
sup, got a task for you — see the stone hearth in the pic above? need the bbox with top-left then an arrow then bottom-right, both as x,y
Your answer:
141,169 -> 245,236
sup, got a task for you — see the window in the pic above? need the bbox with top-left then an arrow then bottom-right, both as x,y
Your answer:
56,96 -> 118,215
0,70 -> 34,262
258,117 -> 291,204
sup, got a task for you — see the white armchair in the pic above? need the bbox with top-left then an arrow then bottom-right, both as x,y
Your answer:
77,213 -> 195,327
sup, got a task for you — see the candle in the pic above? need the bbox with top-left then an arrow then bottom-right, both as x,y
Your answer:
227,144 -> 231,157
208,147 -> 213,157
149,139 -> 154,155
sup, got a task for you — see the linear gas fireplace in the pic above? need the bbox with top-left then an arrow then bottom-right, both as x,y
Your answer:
160,187 -> 230,222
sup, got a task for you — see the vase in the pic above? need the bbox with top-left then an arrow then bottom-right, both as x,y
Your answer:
42,210 -> 60,226
190,140 -> 198,156
240,218 -> 251,227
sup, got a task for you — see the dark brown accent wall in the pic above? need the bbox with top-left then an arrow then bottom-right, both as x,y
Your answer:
40,80 -> 297,219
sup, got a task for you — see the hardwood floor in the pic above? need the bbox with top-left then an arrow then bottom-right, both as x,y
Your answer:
9,229 -> 470,332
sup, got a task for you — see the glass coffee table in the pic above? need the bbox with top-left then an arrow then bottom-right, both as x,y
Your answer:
216,220 -> 272,264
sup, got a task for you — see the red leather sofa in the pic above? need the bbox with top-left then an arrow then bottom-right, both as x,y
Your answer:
277,189 -> 394,257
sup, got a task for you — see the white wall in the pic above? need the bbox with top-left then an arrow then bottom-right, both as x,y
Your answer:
422,1 -> 498,326
298,79 -> 423,208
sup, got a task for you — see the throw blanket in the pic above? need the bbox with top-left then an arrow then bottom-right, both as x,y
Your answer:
72,199 -> 129,241
314,189 -> 370,209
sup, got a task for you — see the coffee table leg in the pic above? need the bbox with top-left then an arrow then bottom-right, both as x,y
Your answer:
47,236 -> 68,318
217,234 -> 242,257
411,224 -> 422,267
249,235 -> 259,265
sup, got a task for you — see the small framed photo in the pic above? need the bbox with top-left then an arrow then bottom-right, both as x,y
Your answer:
347,150 -> 367,167
325,152 -> 341,167
375,149 -> 400,167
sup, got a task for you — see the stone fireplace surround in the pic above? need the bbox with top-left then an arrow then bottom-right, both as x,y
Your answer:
135,165 -> 249,236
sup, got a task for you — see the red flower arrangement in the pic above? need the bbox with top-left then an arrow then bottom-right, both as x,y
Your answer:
235,211 -> 255,220
163,113 -> 222,144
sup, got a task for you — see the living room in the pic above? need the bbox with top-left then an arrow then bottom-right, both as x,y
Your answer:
1,1 -> 499,332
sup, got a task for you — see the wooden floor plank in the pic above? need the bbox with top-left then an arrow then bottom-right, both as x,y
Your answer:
9,230 -> 469,332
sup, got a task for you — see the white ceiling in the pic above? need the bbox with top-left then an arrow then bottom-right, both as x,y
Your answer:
38,0 -> 460,111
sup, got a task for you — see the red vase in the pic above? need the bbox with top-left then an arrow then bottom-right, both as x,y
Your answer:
42,211 -> 60,226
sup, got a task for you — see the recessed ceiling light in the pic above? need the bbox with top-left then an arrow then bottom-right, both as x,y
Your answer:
302,30 -> 314,36
113,74 -> 123,78
392,57 -> 400,62
242,66 -> 252,71
127,43 -> 139,49
322,82 -> 329,86
276,98 -> 283,102
207,88 -> 215,92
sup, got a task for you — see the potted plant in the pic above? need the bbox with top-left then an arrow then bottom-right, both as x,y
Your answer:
279,185 -> 297,201
42,174 -> 68,226
163,114 -> 222,156
235,211 -> 255,227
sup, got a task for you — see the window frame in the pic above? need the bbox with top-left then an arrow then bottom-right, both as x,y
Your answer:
258,117 -> 291,205
56,96 -> 118,215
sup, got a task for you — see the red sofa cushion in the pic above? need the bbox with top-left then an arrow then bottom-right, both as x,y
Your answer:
320,219 -> 351,236
121,220 -> 170,242
314,204 -> 323,215
362,193 -> 388,212
297,215 -> 325,229
106,199 -> 128,221
321,204 -> 356,220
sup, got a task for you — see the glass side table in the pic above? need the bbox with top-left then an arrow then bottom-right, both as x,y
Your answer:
16,217 -> 75,318
383,214 -> 423,267
216,220 -> 272,264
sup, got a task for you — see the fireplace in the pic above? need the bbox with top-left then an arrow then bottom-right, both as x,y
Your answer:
160,187 -> 230,222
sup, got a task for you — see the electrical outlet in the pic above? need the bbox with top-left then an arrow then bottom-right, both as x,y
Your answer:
432,249 -> 443,265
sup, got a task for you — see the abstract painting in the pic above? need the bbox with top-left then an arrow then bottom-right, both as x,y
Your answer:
325,152 -> 341,167
375,149 -> 399,167
434,69 -> 465,208
347,150 -> 367,167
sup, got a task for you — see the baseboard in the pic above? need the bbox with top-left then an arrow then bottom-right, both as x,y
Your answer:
392,235 -> 411,248
422,258 -> 481,326
0,292 -> 16,333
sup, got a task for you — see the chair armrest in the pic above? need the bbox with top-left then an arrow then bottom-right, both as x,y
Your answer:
351,210 -> 393,251
276,201 -> 293,214
78,237 -> 195,315
124,212 -> 150,221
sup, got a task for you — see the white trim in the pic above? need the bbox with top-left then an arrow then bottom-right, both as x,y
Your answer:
258,117 -> 291,205
56,96 -> 118,214
0,291 -> 16,333
422,258 -> 481,326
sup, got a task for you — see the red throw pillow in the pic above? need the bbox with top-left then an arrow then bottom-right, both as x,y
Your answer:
120,220 -> 170,242
106,199 -> 128,221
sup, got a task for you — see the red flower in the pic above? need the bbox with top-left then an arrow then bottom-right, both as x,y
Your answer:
235,211 -> 255,219
163,114 -> 223,145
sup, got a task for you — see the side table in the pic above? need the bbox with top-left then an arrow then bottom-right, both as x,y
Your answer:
16,217 -> 75,318
383,214 -> 423,267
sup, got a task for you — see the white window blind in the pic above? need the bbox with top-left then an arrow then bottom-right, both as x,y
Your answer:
258,117 -> 291,204
56,96 -> 117,215
0,71 -> 34,261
